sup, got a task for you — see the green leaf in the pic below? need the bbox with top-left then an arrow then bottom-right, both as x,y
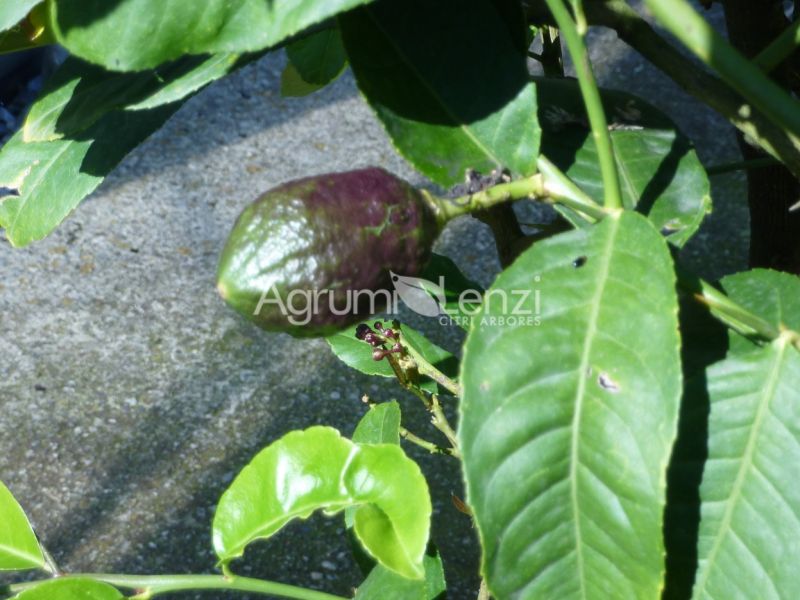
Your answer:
280,62 -> 325,98
536,77 -> 711,246
460,211 -> 682,598
24,54 -> 240,141
0,104 -> 179,247
213,426 -> 431,579
340,0 -> 539,186
356,548 -> 446,600
286,27 -> 347,86
0,0 -> 40,32
326,321 -> 454,393
692,337 -> 800,599
354,401 -> 402,445
50,0 -> 374,72
11,578 -> 123,600
720,268 -> 800,354
0,480 -> 44,571
347,401 -> 402,531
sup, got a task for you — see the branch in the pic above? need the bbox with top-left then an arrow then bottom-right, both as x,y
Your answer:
6,574 -> 346,600
754,17 -> 800,72
640,0 -> 800,136
427,158 -> 609,223
526,0 -> 800,178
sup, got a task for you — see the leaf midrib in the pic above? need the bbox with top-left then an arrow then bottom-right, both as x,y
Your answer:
569,214 -> 621,600
0,541 -> 42,568
692,337 -> 790,598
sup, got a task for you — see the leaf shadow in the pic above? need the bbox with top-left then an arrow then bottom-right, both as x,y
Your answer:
662,291 -> 728,600
636,133 -> 692,218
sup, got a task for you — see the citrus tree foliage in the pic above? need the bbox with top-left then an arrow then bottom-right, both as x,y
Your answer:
2,1 -> 800,599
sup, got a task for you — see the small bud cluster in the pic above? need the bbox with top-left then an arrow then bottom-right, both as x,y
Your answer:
355,321 -> 404,361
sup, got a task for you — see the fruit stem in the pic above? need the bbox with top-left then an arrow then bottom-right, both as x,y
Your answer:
426,158 -> 610,226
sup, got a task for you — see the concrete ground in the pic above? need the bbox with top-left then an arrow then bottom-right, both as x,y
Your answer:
0,5 -> 747,599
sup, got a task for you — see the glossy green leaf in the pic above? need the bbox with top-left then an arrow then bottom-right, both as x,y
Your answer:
213,426 -> 431,579
720,268 -> 800,354
11,578 -> 123,600
692,336 -> 800,599
340,0 -> 539,186
49,0 -> 373,72
356,548 -> 446,600
537,77 -> 711,246
326,321 -> 454,393
353,401 -> 402,445
0,0 -> 40,32
347,401 -> 402,532
460,211 -> 682,598
0,480 -> 44,571
286,27 -> 346,86
24,54 -> 240,141
0,104 -> 179,247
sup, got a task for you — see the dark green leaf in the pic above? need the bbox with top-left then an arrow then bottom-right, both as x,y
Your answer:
341,0 -> 539,186
356,547 -> 446,600
24,54 -> 240,141
50,0 -> 373,71
537,77 -> 711,246
460,211 -> 681,598
692,337 -> 800,599
213,426 -> 431,579
0,480 -> 44,571
353,401 -> 402,445
11,578 -> 123,600
286,28 -> 346,86
0,104 -> 179,247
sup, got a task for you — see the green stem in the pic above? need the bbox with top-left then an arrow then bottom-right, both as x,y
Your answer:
429,394 -> 460,456
753,17 -> 800,73
525,0 -> 800,177
542,0 -> 623,209
427,159 -> 608,224
399,427 -> 455,456
706,156 -> 780,175
6,574 -> 346,600
398,333 -> 462,396
536,156 -> 609,221
641,0 -> 800,136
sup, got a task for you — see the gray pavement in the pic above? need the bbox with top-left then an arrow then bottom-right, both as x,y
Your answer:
0,7 -> 747,598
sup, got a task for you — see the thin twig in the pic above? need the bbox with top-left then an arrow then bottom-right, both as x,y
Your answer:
399,427 -> 456,456
543,0 -> 623,209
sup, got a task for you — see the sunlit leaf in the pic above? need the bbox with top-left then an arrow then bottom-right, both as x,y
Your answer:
213,426 -> 431,579
460,211 -> 681,598
0,480 -> 43,571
